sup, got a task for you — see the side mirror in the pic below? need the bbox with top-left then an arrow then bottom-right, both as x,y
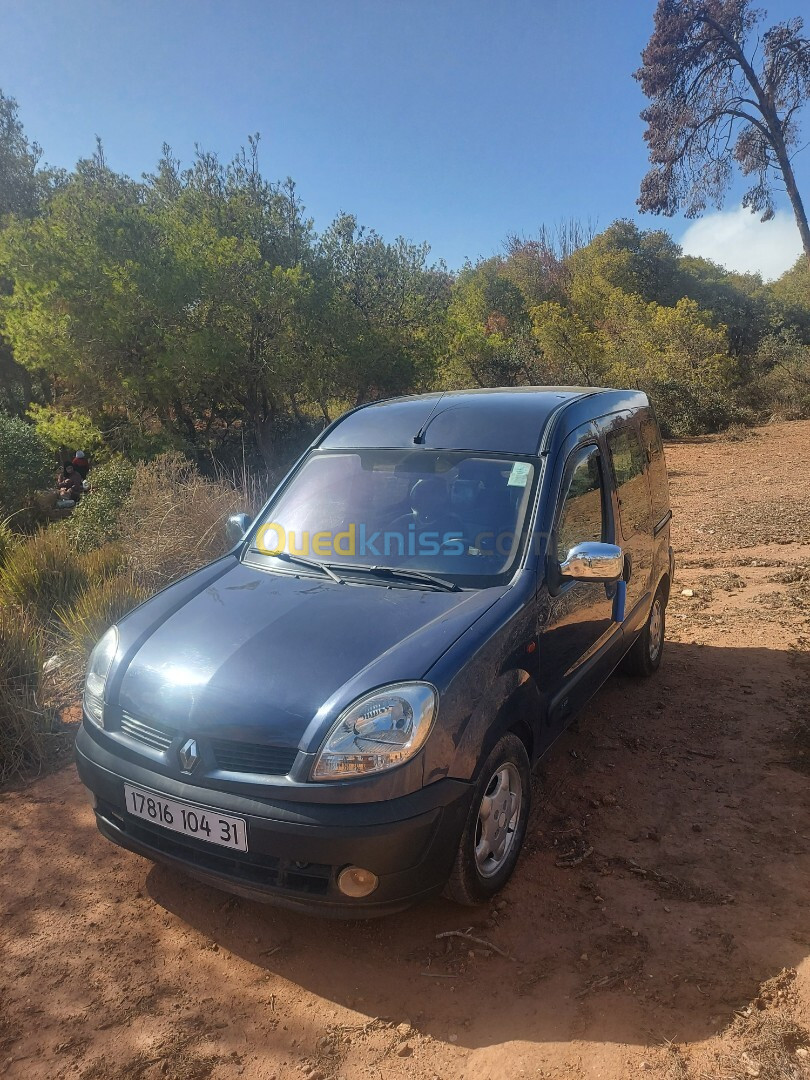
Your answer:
225,512 -> 252,548
559,542 -> 623,582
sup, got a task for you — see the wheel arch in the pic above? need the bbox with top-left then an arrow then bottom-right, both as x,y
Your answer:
448,668 -> 544,781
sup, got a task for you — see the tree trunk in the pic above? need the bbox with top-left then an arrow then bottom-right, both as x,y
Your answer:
771,134 -> 810,265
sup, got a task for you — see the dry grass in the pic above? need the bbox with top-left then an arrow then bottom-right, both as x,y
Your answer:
0,607 -> 47,783
117,453 -> 246,591
0,528 -> 87,619
704,970 -> 810,1080
55,573 -> 148,700
0,453 -> 261,781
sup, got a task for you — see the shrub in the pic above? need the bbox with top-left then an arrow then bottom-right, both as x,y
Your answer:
0,412 -> 53,515
758,353 -> 810,421
56,572 -> 147,699
0,607 -> 46,782
0,605 -> 42,688
0,518 -> 17,568
118,452 -> 244,589
80,543 -> 126,581
0,528 -> 87,620
650,379 -> 743,436
65,456 -> 135,550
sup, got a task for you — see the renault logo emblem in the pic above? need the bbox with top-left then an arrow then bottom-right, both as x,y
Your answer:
178,738 -> 199,773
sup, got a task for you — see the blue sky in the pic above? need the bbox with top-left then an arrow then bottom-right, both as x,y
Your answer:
1,0 -> 807,277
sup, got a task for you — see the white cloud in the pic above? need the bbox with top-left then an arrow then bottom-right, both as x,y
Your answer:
679,207 -> 803,281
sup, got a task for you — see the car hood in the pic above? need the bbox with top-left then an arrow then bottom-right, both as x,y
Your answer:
113,557 -> 505,751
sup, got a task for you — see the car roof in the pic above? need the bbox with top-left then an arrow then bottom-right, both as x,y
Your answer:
318,387 -> 648,455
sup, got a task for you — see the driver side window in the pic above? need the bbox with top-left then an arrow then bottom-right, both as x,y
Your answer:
557,445 -> 606,557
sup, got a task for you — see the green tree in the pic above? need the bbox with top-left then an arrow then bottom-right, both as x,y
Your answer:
444,259 -> 539,387
601,292 -> 735,433
0,90 -> 49,220
0,90 -> 59,417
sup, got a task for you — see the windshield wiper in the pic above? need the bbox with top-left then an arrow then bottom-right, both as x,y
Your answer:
329,564 -> 460,592
247,549 -> 458,591
249,548 -> 344,584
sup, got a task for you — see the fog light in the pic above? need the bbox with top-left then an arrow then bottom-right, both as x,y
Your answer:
337,866 -> 379,898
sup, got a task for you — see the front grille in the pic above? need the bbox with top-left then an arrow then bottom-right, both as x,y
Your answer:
210,739 -> 297,776
117,710 -> 297,776
120,712 -> 176,751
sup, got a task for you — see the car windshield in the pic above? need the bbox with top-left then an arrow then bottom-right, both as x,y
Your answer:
246,449 -> 538,587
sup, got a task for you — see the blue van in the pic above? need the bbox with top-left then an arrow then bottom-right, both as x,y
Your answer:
76,387 -> 674,916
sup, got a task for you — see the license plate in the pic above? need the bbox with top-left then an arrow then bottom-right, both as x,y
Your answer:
124,784 -> 248,852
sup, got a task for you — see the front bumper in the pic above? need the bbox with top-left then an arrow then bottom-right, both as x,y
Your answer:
75,723 -> 472,917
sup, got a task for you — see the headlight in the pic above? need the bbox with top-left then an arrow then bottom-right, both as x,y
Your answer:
311,682 -> 437,781
83,626 -> 119,728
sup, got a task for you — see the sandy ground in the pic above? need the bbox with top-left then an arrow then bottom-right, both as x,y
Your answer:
2,420 -> 810,1080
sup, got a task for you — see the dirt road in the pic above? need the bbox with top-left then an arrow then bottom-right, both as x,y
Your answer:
2,421 -> 809,1080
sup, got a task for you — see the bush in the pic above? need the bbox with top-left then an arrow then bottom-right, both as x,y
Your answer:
0,607 -> 46,782
758,355 -> 810,421
0,528 -> 88,620
118,452 -> 244,589
0,412 -> 53,516
65,456 -> 135,550
56,572 -> 147,699
0,518 -> 17,568
0,605 -> 42,688
650,379 -> 743,437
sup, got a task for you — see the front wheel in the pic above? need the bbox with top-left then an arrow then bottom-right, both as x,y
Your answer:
621,585 -> 666,676
443,732 -> 531,906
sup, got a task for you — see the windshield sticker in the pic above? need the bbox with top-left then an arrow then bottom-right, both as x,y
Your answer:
507,462 -> 531,488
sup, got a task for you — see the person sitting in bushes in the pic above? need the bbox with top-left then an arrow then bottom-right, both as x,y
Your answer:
71,450 -> 90,479
56,463 -> 83,507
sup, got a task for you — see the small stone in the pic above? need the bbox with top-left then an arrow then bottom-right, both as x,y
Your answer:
796,1047 -> 808,1058
397,1023 -> 412,1037
681,588 -> 694,597
448,1033 -> 458,1043
580,953 -> 588,961
305,1070 -> 324,1080
594,895 -> 604,903
663,905 -> 671,913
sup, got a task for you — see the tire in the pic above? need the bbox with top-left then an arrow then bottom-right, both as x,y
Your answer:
621,585 -> 666,677
443,732 -> 531,906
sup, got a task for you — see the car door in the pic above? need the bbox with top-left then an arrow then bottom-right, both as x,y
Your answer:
604,415 -> 654,632
538,441 -> 623,730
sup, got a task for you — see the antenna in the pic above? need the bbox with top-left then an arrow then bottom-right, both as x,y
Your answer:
412,392 -> 446,445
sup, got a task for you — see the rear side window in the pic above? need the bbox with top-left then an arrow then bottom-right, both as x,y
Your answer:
606,426 -> 649,538
640,415 -> 669,522
557,445 -> 606,556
